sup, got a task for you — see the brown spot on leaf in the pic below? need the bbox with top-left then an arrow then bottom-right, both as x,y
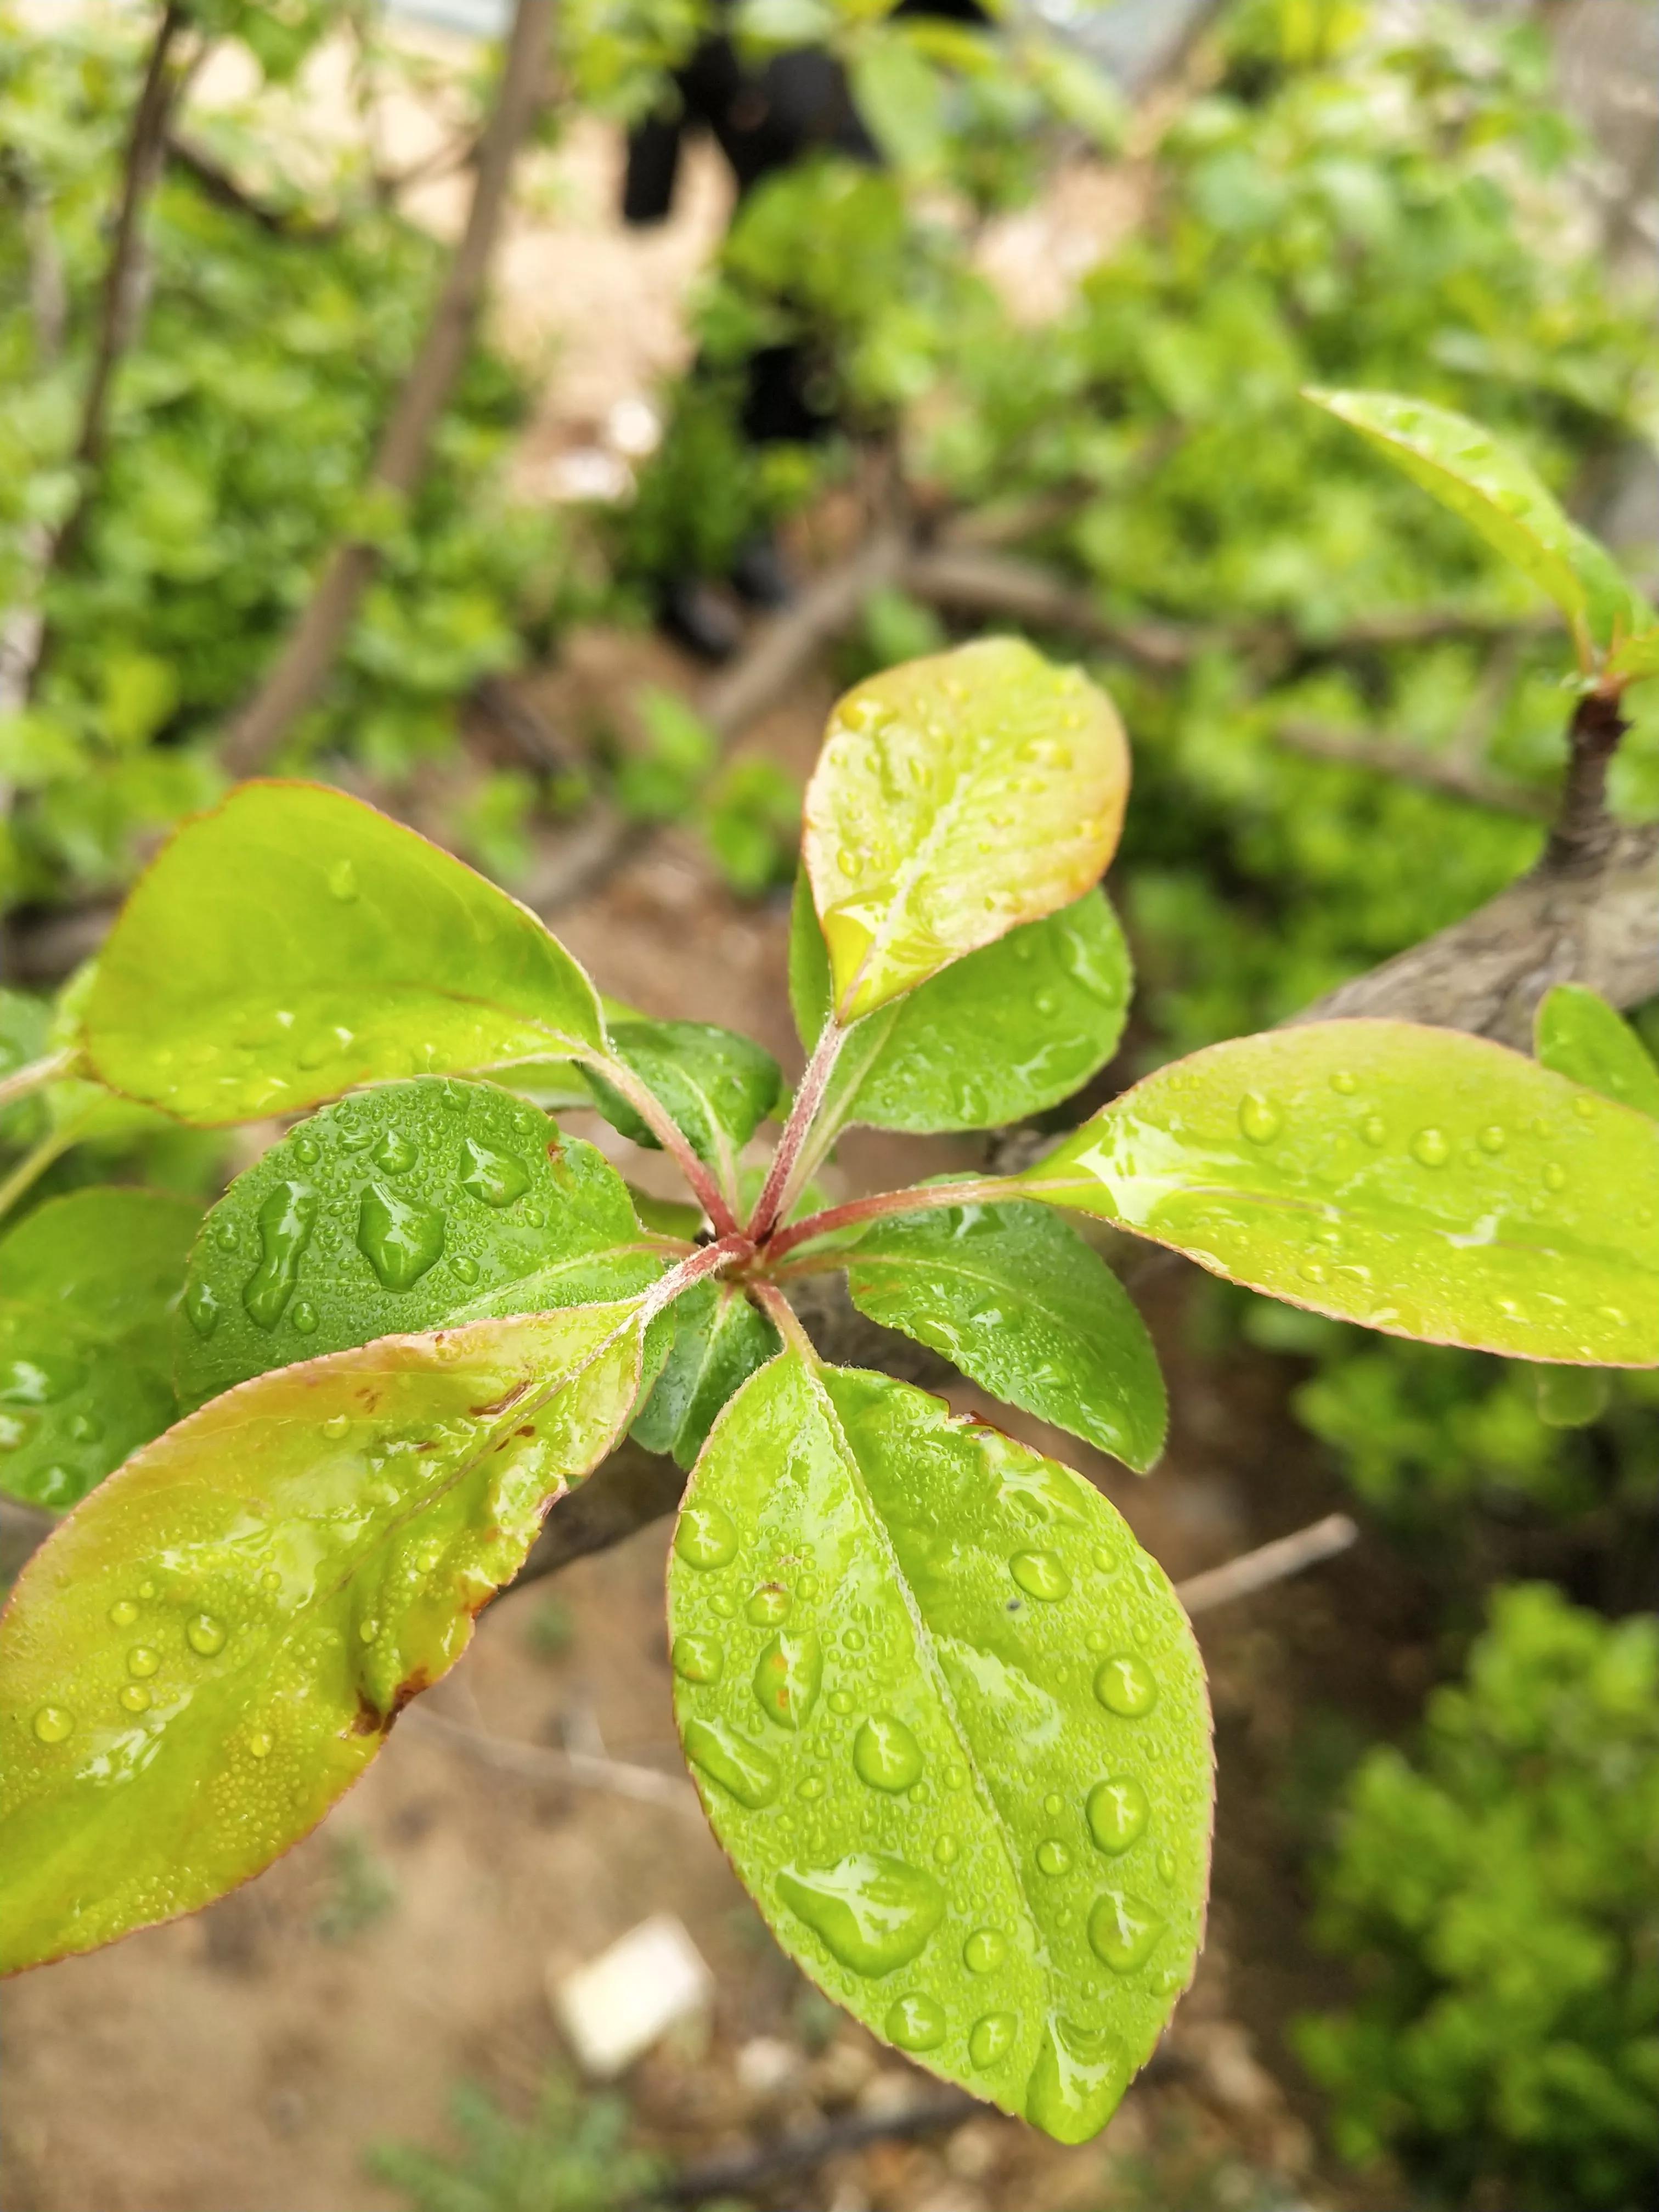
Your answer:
469,1379 -> 533,1419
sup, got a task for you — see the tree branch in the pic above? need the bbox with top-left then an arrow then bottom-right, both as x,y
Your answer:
165,130 -> 340,240
1271,717 -> 1553,819
221,0 -> 555,776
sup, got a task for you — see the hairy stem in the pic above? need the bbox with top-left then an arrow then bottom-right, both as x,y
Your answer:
590,1054 -> 740,1237
642,1231 -> 753,1321
748,1279 -> 819,1363
0,1048 -> 77,1115
765,1176 -> 1012,1266
749,1018 -> 847,1242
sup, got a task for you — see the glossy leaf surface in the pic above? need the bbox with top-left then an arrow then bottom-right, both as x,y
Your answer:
668,1351 -> 1211,2140
1534,985 -> 1659,1121
1018,1020 -> 1659,1364
585,1020 -> 782,1181
177,1077 -> 661,1407
631,1282 -> 778,1468
1306,390 -> 1649,662
802,640 -> 1130,1022
0,1301 -> 646,1972
789,877 -> 1131,1133
844,1203 -> 1166,1472
84,783 -> 607,1124
0,1190 -> 200,1510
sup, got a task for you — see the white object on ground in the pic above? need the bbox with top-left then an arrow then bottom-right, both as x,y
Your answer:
550,1912 -> 715,2079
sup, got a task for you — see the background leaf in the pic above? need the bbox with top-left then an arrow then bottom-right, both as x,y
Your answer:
584,1020 -> 782,1183
1306,390 -> 1650,663
84,783 -> 608,1124
177,1077 -> 662,1407
0,1189 -> 201,1511
667,1350 -> 1211,2141
789,877 -> 1131,1133
0,1300 -> 646,1974
802,640 -> 1130,1022
630,1282 -> 778,1468
844,1203 -> 1166,1472
1018,1020 -> 1659,1365
1533,985 -> 1659,1120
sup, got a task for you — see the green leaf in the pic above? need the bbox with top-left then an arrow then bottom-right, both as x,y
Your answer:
843,1203 -> 1166,1472
1605,628 -> 1659,684
84,783 -> 608,1125
630,1282 -> 778,1468
177,1077 -> 662,1408
1534,985 -> 1659,1121
803,641 -> 1130,1023
584,1021 -> 782,1183
668,1350 -> 1210,2140
0,1190 -> 201,1511
1017,1019 -> 1659,1365
789,875 -> 1131,1133
627,1187 -> 706,1242
0,1300 -> 647,1973
850,31 -> 949,174
1305,390 -> 1650,665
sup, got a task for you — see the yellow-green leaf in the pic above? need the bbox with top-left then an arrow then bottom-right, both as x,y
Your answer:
1534,985 -> 1659,1121
802,640 -> 1130,1023
84,782 -> 608,1125
1306,389 -> 1651,667
1017,1020 -> 1659,1365
0,1301 -> 646,1973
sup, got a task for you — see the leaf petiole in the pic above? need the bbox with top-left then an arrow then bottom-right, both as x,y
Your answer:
640,1230 -> 754,1321
747,1016 -> 848,1241
746,1277 -> 819,1363
585,1052 -> 740,1237
764,1175 -> 1013,1265
0,1048 -> 78,1116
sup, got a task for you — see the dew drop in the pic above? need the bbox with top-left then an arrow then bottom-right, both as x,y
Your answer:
1329,1069 -> 1358,1095
127,1647 -> 160,1679
1543,1161 -> 1568,1192
1299,1259 -> 1327,1284
291,1301 -> 318,1335
119,1684 -> 151,1714
753,1629 -> 822,1728
357,1181 -> 445,1290
373,1128 -> 418,1175
187,1614 -> 227,1657
969,2012 -> 1018,2069
293,1135 -> 321,1166
885,1994 -> 945,2052
709,1594 -> 736,1620
414,1542 -> 445,1575
1025,2017 -> 1126,2145
33,1705 -> 74,1743
68,1410 -> 103,1443
460,1139 -> 530,1207
184,1282 -> 221,1339
216,1222 -> 240,1251
248,1731 -> 273,1759
452,1255 -> 480,1284
322,1413 -> 351,1441
1042,1791 -> 1063,1817
933,1835 -> 960,1867
1011,1551 -> 1071,1602
1478,1125 -> 1508,1154
242,1180 -> 319,1330
1084,1629 -> 1110,1654
684,1717 -> 780,1808
1087,1887 -> 1166,1973
522,1205 -> 545,1227
1237,1093 -> 1281,1145
828,1689 -> 854,1715
746,1583 -> 792,1626
776,1853 -> 944,1974
843,1627 -> 866,1652
1035,991 -> 1058,1017
1156,1846 -> 1177,1884
109,1599 -> 140,1629
1410,1127 -> 1451,1169
674,1502 -> 738,1570
964,1927 -> 1007,1974
854,1714 -> 924,1792
261,1569 -> 281,1593
1361,1115 -> 1387,1147
328,859 -> 359,902
1090,1545 -> 1118,1575
797,1775 -> 825,1801
1036,1838 -> 1072,1876
1093,1653 -> 1158,1717
1572,1093 -> 1596,1119
1086,1776 -> 1149,1855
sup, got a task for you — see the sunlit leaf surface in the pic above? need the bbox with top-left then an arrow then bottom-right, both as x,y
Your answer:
630,1281 -> 778,1468
668,1350 -> 1211,2140
0,1301 -> 646,1972
1018,1020 -> 1659,1364
802,641 -> 1130,1021
1534,985 -> 1659,1121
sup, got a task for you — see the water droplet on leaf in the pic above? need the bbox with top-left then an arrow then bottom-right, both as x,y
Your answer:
357,1181 -> 445,1290
322,1413 -> 351,1441
328,859 -> 359,902
119,1684 -> 151,1714
1087,1888 -> 1166,1973
1410,1128 -> 1450,1168
186,1614 -> 227,1657
969,2012 -> 1018,2068
1093,1653 -> 1158,1718
674,1502 -> 738,1570
1011,1551 -> 1071,1602
964,1928 -> 1007,1974
854,1714 -> 924,1792
1086,1777 -> 1149,1855
746,1584 -> 792,1626
109,1599 -> 139,1629
1036,1838 -> 1072,1876
460,1139 -> 529,1207
684,1717 -> 780,1808
776,1853 -> 944,1976
1025,2017 -> 1126,2144
127,1647 -> 161,1679
884,1994 -> 945,2051
1237,1093 -> 1281,1145
32,1705 -> 74,1743
753,1629 -> 822,1729
242,1181 -> 319,1330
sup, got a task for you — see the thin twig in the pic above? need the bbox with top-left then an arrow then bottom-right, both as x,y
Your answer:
1175,1513 -> 1358,1617
165,130 -> 340,239
654,2090 -> 983,2204
1272,719 -> 1553,819
399,1705 -> 702,1812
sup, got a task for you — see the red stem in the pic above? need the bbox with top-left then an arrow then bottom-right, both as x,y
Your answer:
590,1053 -> 739,1237
641,1231 -> 753,1321
748,1018 -> 847,1242
765,1176 -> 1009,1265
748,1278 -> 819,1362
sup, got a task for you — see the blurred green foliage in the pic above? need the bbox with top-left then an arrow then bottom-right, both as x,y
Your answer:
371,2070 -> 672,2212
1297,1584 -> 1659,2208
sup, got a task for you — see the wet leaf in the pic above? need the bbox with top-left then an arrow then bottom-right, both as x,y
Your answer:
631,1281 -> 778,1468
844,1204 -> 1166,1471
0,1190 -> 201,1512
1534,985 -> 1659,1121
1017,1019 -> 1659,1365
177,1077 -> 662,1408
802,640 -> 1130,1022
0,1300 -> 647,1973
1306,390 -> 1650,664
585,1020 -> 783,1183
627,1187 -> 706,1242
668,1350 -> 1211,2140
84,783 -> 608,1125
789,876 -> 1131,1133
1606,628 -> 1659,684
